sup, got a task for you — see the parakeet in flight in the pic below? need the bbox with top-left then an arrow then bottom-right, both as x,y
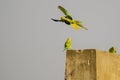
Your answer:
109,46 -> 117,54
64,37 -> 72,51
51,6 -> 88,30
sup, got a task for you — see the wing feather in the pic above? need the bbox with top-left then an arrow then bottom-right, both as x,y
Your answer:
58,6 -> 72,20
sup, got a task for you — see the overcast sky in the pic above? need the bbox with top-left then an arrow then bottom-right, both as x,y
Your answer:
0,0 -> 120,80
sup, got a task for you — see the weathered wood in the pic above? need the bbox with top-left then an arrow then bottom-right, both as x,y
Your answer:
65,49 -> 120,80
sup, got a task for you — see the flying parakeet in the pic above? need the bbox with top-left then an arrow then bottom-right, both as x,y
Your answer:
64,37 -> 72,51
51,6 -> 88,30
109,46 -> 117,54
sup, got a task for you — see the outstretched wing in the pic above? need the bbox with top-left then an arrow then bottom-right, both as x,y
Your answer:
58,6 -> 72,20
75,20 -> 88,30
71,23 -> 80,30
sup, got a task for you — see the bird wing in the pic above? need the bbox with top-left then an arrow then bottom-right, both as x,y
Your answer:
58,6 -> 72,20
109,48 -> 113,53
71,22 -> 80,30
75,20 -> 88,30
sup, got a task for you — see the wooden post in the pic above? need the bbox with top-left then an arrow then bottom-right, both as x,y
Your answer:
65,49 -> 120,80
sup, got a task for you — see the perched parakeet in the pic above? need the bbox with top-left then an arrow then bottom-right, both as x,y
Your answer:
51,6 -> 88,30
64,37 -> 72,51
109,46 -> 117,54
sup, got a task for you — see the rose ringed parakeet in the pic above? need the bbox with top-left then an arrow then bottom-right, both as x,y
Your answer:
51,5 -> 88,30
109,46 -> 117,54
64,37 -> 72,51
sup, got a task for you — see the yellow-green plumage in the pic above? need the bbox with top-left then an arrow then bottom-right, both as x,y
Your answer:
58,6 -> 72,20
58,5 -> 88,30
64,37 -> 72,50
109,46 -> 117,54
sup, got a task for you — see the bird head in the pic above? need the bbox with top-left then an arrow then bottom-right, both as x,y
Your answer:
68,37 -> 72,42
111,46 -> 116,49
61,16 -> 66,21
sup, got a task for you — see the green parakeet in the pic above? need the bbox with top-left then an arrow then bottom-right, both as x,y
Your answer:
51,5 -> 88,30
109,46 -> 117,54
64,37 -> 72,51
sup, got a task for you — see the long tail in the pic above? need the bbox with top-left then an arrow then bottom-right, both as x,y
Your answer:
51,18 -> 62,22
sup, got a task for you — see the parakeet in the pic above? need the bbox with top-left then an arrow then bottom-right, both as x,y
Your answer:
51,5 -> 88,30
109,46 -> 117,54
64,37 -> 72,51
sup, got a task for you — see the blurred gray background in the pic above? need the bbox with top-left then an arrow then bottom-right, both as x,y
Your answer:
0,0 -> 120,80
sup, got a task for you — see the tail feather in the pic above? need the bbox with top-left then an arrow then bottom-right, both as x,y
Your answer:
51,18 -> 62,22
